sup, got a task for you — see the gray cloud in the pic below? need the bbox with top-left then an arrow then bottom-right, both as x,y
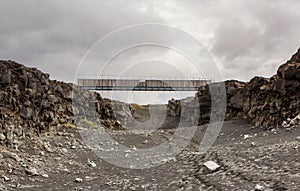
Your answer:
158,0 -> 300,80
0,0 -> 300,103
209,0 -> 300,80
0,0 -> 164,81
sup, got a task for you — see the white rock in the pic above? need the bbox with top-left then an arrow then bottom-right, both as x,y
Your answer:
41,174 -> 49,178
282,121 -> 289,128
75,178 -> 83,183
203,161 -> 221,172
255,184 -> 264,191
0,133 -> 6,141
88,159 -> 97,168
244,134 -> 250,140
2,176 -> 10,182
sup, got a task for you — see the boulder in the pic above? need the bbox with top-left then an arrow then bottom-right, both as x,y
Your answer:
0,63 -> 11,86
229,94 -> 244,109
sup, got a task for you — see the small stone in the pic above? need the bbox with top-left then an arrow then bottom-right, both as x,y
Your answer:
44,146 -> 53,153
54,157 -> 61,161
25,168 -> 38,176
282,121 -> 289,128
2,176 -> 10,182
85,176 -> 98,181
88,159 -> 97,168
0,133 -> 6,141
255,184 -> 265,191
244,134 -> 250,140
41,174 -> 49,178
293,146 -> 298,149
203,161 -> 221,173
62,148 -> 68,153
75,178 -> 83,183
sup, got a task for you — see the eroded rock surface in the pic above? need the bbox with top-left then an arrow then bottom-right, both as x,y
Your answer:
0,60 -> 124,148
168,48 -> 300,129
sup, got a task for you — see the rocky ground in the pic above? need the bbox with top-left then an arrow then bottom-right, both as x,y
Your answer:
0,119 -> 299,191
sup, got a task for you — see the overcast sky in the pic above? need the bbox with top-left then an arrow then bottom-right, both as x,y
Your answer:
1,0 -> 300,103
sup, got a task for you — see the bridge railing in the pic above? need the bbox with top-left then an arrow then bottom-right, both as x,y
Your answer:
77,76 -> 212,91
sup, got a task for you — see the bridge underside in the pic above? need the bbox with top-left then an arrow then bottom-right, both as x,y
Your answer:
80,86 -> 199,91
77,78 -> 211,91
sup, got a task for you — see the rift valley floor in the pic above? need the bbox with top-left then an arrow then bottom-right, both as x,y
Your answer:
0,120 -> 299,191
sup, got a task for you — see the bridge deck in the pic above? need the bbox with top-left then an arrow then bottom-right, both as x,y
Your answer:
77,78 -> 211,91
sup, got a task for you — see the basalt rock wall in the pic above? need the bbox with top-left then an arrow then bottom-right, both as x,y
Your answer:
235,48 -> 300,128
168,48 -> 300,128
0,60 -> 123,147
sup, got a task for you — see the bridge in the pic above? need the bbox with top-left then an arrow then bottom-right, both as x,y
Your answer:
77,77 -> 212,91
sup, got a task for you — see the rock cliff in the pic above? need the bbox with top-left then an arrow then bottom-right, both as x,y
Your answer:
168,47 -> 300,129
0,60 -> 123,147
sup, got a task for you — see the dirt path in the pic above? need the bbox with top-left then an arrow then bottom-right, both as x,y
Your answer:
0,120 -> 299,191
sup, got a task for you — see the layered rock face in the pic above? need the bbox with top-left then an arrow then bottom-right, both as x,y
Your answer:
238,48 -> 300,128
167,99 -> 181,116
167,80 -> 244,125
0,60 -> 123,147
197,80 -> 245,125
168,48 -> 300,128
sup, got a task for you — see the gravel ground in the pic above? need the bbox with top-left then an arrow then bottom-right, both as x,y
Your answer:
0,120 -> 299,191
